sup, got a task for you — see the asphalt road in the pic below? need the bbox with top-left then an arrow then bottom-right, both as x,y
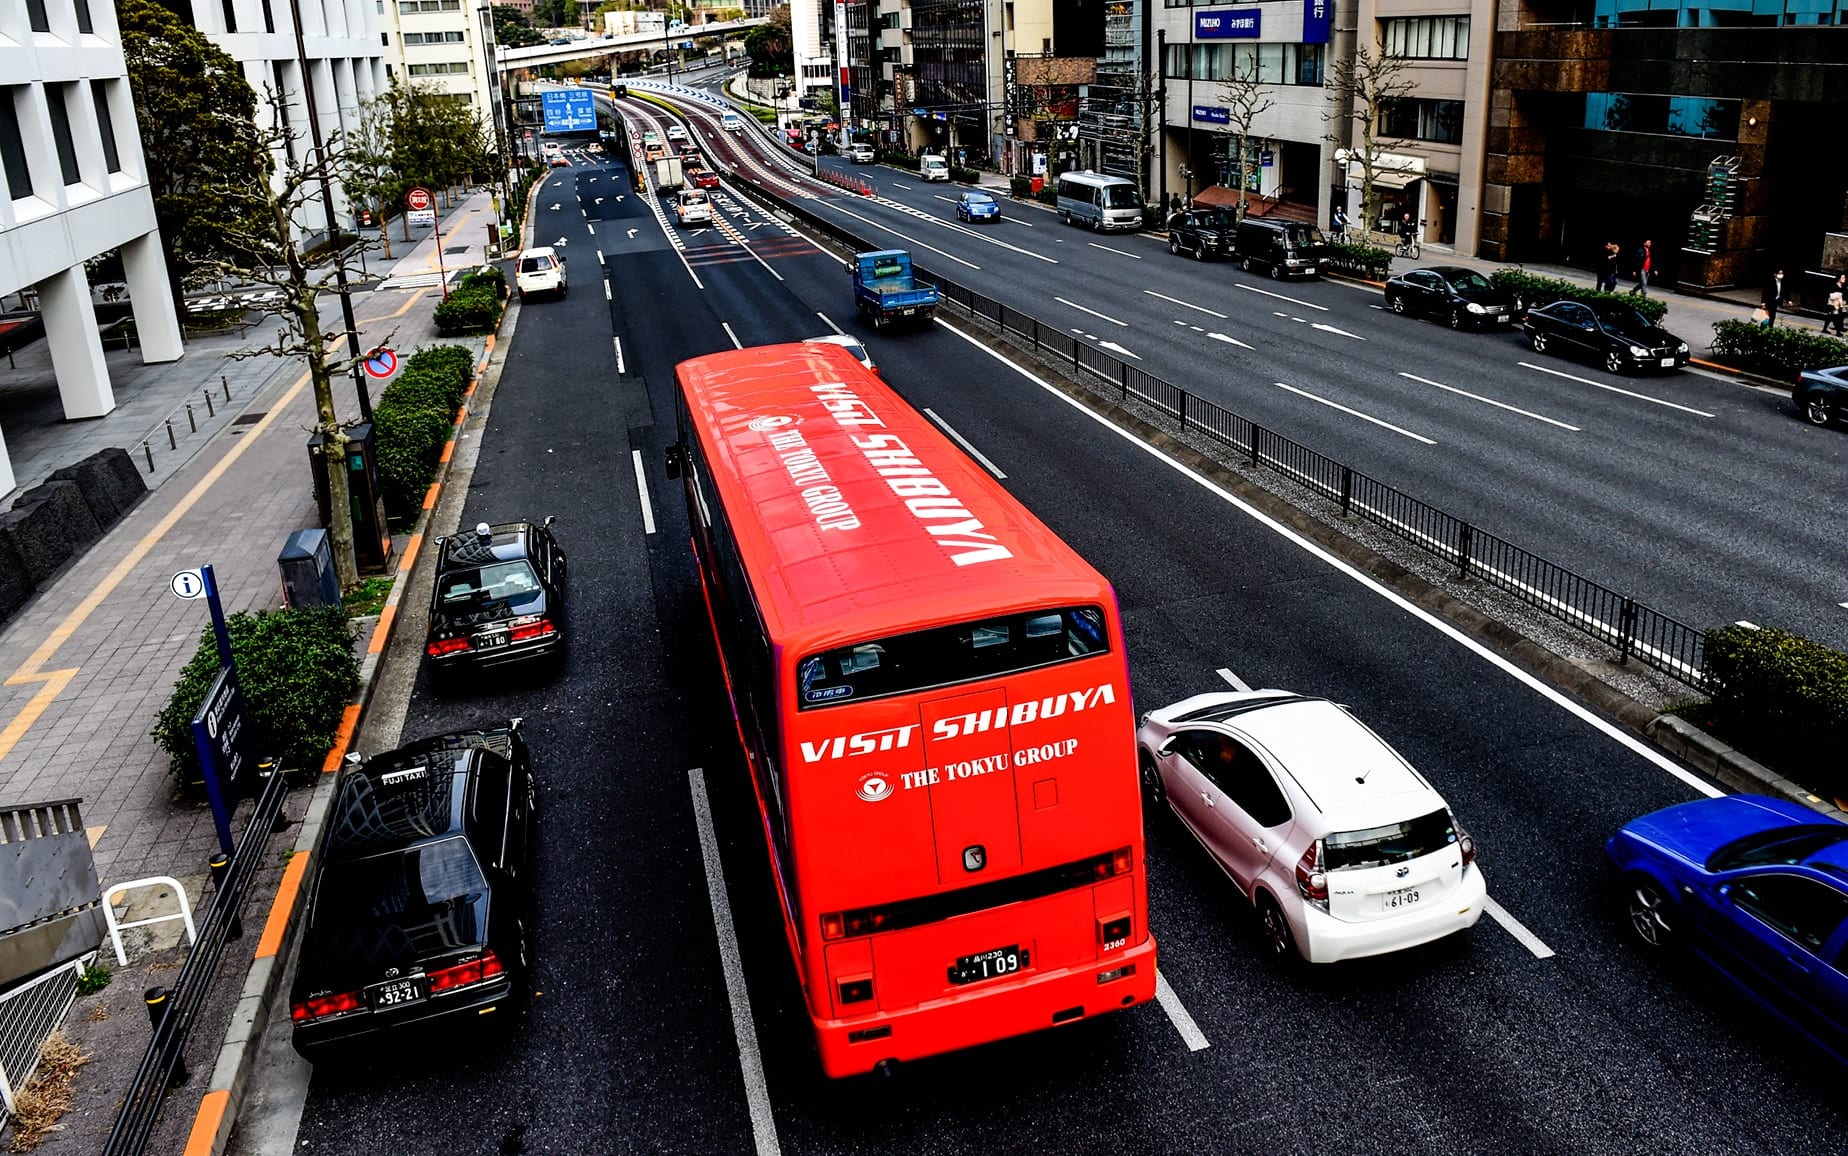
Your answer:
658,85 -> 1848,656
272,114 -> 1847,1155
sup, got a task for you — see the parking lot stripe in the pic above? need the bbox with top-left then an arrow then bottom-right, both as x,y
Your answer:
1483,897 -> 1556,959
1155,970 -> 1211,1052
688,769 -> 782,1155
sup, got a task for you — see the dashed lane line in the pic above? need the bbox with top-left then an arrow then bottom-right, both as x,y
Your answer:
923,408 -> 1006,479
1399,372 -> 1581,432
1518,361 -> 1716,418
1484,897 -> 1556,959
631,449 -> 656,535
1275,382 -> 1436,445
1215,667 -> 1252,692
1146,290 -> 1226,319
1056,296 -> 1128,327
1155,971 -> 1211,1052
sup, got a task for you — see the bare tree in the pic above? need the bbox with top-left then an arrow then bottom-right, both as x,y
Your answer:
1323,45 -> 1415,238
200,95 -> 388,589
1219,59 -> 1274,222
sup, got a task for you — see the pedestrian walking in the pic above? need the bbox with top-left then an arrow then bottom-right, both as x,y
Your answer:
1761,268 -> 1786,328
1827,274 -> 1847,337
1600,242 -> 1620,293
1167,192 -> 1183,225
1630,239 -> 1653,296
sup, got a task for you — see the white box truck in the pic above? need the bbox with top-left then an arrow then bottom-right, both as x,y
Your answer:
655,154 -> 684,192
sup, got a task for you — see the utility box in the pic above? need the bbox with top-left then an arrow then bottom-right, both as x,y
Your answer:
278,528 -> 340,609
307,423 -> 392,574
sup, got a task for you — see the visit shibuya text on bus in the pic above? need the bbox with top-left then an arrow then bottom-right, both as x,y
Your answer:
664,342 -> 1156,1077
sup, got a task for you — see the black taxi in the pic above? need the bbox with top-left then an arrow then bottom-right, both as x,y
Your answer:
290,722 -> 536,1059
424,519 -> 566,677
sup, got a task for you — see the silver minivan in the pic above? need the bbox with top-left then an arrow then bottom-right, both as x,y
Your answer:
1056,171 -> 1143,232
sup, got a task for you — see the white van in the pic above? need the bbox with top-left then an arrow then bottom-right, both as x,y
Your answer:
721,111 -> 744,132
676,187 -> 712,226
1056,170 -> 1143,232
919,155 -> 950,182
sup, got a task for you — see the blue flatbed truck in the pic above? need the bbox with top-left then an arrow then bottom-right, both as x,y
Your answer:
852,250 -> 940,330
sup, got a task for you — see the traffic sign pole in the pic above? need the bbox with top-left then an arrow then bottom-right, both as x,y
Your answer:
195,563 -> 238,856
202,564 -> 234,670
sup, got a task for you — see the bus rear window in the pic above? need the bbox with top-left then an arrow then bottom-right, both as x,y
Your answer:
796,606 -> 1109,708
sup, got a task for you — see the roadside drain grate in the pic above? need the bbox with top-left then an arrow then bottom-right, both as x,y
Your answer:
444,245 -> 470,254
231,412 -> 266,425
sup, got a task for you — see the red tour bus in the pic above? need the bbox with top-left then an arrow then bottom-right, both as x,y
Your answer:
665,342 -> 1155,1077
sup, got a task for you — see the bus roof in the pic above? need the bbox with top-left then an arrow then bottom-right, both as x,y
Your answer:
676,343 -> 1110,654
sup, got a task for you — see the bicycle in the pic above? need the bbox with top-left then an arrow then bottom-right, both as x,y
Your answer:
1394,238 -> 1421,260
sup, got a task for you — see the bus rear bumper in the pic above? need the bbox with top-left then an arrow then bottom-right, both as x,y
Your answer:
812,937 -> 1157,1077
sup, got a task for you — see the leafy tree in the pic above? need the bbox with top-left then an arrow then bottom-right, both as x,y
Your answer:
117,0 -> 268,314
745,4 -> 792,77
1322,45 -> 1415,236
531,0 -> 571,27
492,4 -> 545,47
339,96 -> 403,257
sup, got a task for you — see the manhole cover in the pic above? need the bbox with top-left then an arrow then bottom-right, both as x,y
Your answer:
444,245 -> 469,254
231,412 -> 266,425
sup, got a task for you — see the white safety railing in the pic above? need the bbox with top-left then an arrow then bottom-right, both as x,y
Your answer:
102,877 -> 196,968
0,952 -> 95,1119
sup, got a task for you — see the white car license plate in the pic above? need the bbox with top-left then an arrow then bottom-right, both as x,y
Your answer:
1381,886 -> 1423,911
1495,314 -> 1511,323
1659,357 -> 1675,367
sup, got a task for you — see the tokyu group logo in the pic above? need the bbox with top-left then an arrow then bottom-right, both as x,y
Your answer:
856,773 -> 893,802
748,414 -> 795,432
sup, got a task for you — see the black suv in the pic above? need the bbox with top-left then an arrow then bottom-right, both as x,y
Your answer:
290,723 -> 536,1059
1167,208 -> 1237,260
425,519 -> 566,676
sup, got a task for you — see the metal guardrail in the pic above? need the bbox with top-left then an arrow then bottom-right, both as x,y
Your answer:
101,768 -> 289,1156
0,952 -> 93,1123
723,172 -> 1711,689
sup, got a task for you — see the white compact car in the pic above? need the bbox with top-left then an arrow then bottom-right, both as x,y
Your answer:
847,143 -> 876,164
803,333 -> 875,372
514,245 -> 567,300
919,155 -> 950,181
665,124 -> 688,141
1137,689 -> 1485,964
675,188 -> 712,226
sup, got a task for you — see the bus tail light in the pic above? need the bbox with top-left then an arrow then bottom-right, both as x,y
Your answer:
1097,964 -> 1136,984
426,637 -> 470,658
820,909 -> 890,941
1098,914 -> 1132,949
838,977 -> 874,1005
1092,846 -> 1133,881
1296,839 -> 1328,910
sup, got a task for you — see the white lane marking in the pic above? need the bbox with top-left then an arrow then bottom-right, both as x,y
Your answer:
892,180 -> 911,188
1483,897 -> 1556,959
631,449 -> 656,534
1275,382 -> 1436,445
1099,340 -> 1141,361
722,321 -> 743,349
613,337 -> 625,374
1056,296 -> 1128,327
688,770 -> 783,1156
1839,602 -> 1848,610
1215,667 -> 1252,691
1146,289 -> 1227,319
1399,372 -> 1582,431
1237,283 -> 1329,311
933,319 -> 1722,800
1518,362 -> 1716,418
1311,323 -> 1365,341
932,195 -> 957,203
1088,242 -> 1142,260
815,311 -> 845,335
811,200 -> 981,269
603,280 -> 612,300
1208,332 -> 1255,350
587,223 -> 595,235
598,250 -> 606,266
923,407 -> 1006,478
1155,970 -> 1211,1052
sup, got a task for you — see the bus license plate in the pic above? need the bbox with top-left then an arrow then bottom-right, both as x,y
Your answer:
366,977 -> 427,1010
475,631 -> 510,649
948,944 -> 1028,986
1382,887 -> 1423,911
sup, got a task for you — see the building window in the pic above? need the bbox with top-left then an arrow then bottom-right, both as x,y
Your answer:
1297,43 -> 1324,85
0,91 -> 31,200
404,30 -> 467,43
407,61 -> 472,75
1383,16 -> 1470,60
263,0 -> 275,33
1583,92 -> 1739,139
93,80 -> 121,173
76,0 -> 94,34
47,86 -> 82,185
1166,42 -> 1325,87
1382,97 -> 1464,144
26,0 -> 50,32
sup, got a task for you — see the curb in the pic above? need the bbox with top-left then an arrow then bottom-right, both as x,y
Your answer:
180,316 -> 514,1156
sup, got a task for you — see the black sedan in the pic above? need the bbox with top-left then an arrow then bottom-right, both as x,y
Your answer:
1794,365 -> 1848,427
1383,265 -> 1520,330
1167,208 -> 1237,261
424,519 -> 566,677
290,722 -> 536,1058
1523,299 -> 1690,374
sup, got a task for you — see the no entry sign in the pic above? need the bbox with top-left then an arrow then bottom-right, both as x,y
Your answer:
405,186 -> 433,212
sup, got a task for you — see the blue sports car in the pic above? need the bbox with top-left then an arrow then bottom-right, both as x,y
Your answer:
1607,794 -> 1848,1063
955,192 -> 1000,223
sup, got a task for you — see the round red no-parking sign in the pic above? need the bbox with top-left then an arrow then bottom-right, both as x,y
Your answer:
363,348 -> 398,380
404,186 -> 433,212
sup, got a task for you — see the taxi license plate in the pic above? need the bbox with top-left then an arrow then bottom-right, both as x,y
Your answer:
474,631 -> 510,649
1382,886 -> 1423,911
366,977 -> 427,1010
1659,357 -> 1675,367
948,944 -> 1028,986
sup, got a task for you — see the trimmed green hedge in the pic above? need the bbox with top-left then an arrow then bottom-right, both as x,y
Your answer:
1328,240 -> 1392,281
880,152 -> 920,171
433,269 -> 506,334
1708,318 -> 1848,380
1035,184 -> 1059,206
372,343 -> 475,517
1009,175 -> 1033,198
153,606 -> 359,786
1487,269 -> 1669,325
949,165 -> 981,184
1703,624 -> 1848,799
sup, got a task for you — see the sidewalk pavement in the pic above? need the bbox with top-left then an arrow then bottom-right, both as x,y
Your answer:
0,189 -> 497,1153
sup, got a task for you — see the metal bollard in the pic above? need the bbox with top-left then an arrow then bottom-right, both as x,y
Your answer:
144,987 -> 189,1086
143,442 -> 154,472
222,374 -> 231,402
204,389 -> 214,418
166,420 -> 176,450
208,853 -> 242,941
185,403 -> 196,433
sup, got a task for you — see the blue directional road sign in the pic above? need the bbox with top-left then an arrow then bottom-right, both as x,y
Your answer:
542,89 -> 596,133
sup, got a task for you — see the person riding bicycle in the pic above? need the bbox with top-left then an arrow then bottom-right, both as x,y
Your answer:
1397,211 -> 1417,252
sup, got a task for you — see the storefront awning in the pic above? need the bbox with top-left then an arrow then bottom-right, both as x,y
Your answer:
1360,169 -> 1421,190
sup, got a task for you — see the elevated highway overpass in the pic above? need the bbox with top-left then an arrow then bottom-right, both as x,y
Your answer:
497,19 -> 765,72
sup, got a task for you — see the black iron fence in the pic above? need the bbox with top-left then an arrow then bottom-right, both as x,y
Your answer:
730,163 -> 1710,689
102,768 -> 289,1156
